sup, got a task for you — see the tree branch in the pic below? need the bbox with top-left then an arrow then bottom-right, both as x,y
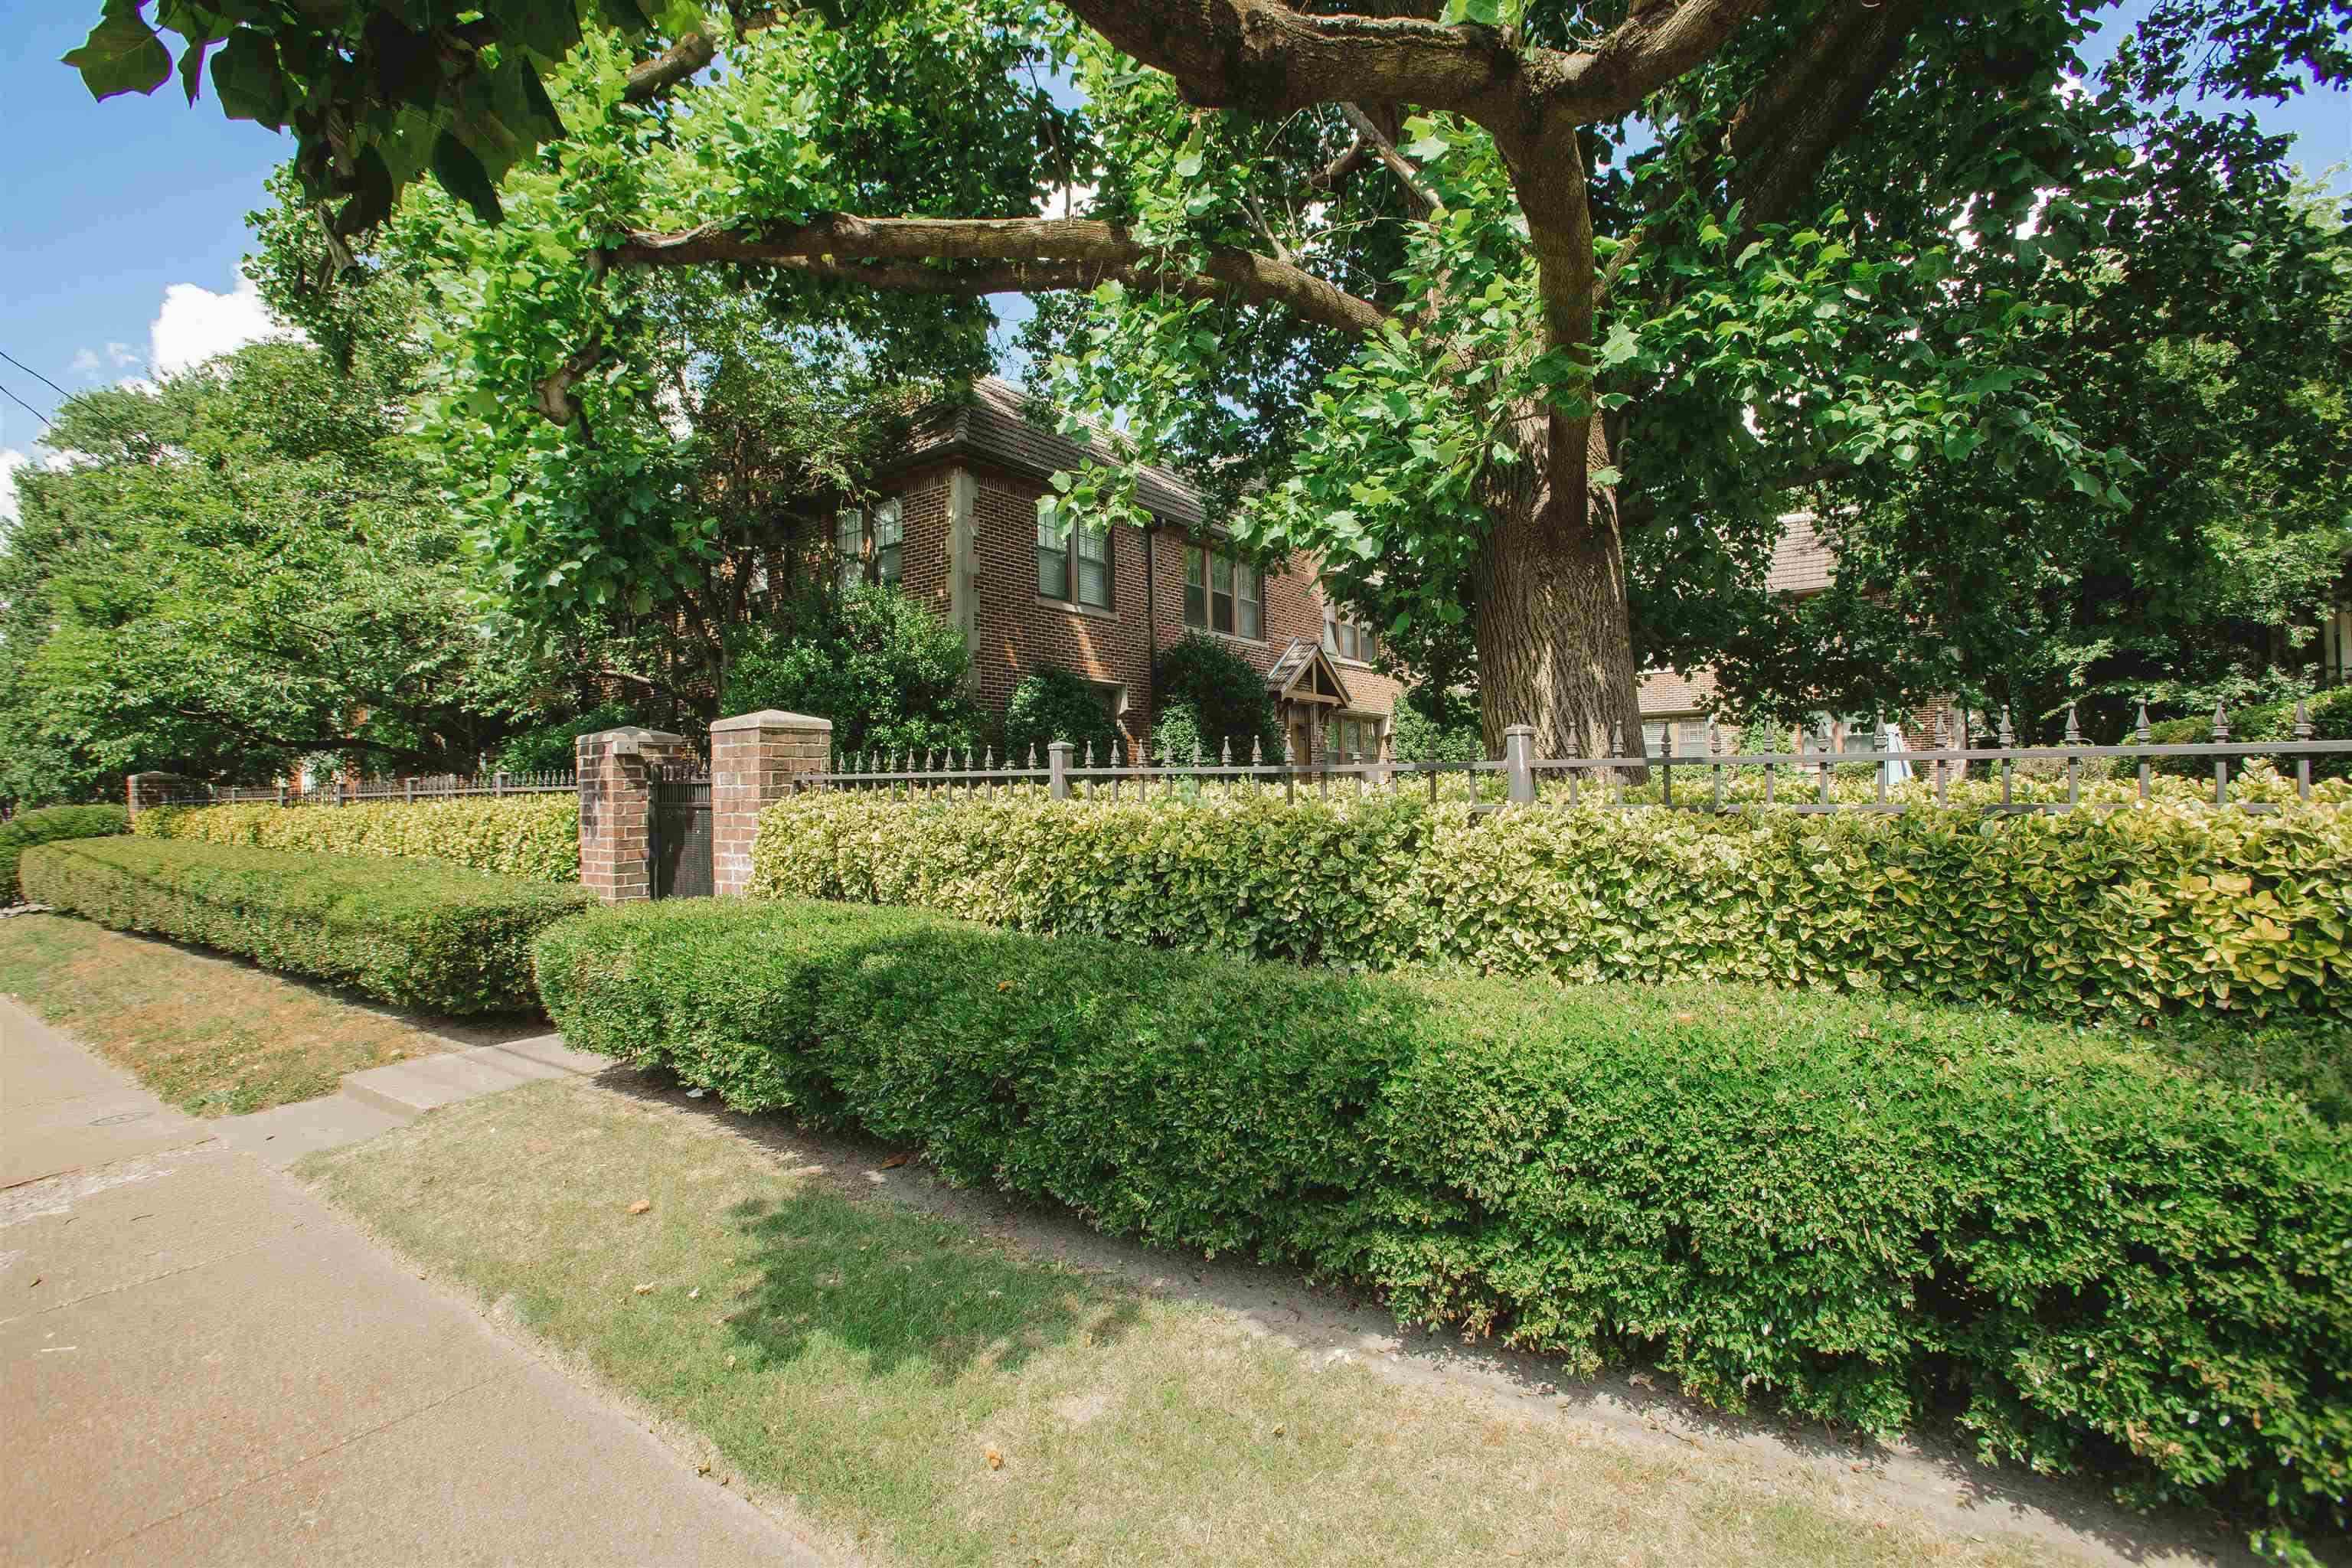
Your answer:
1339,103 -> 1441,217
605,215 -> 1387,335
623,32 -> 719,101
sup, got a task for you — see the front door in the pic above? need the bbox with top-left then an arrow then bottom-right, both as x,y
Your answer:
1288,714 -> 1312,768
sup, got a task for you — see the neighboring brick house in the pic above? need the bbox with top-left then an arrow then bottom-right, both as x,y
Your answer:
1638,514 -> 1960,756
842,378 -> 1403,763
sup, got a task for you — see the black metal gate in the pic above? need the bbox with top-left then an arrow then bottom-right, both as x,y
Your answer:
649,766 -> 713,899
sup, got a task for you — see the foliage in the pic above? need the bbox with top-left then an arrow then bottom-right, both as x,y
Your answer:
1000,667 -> 1122,766
534,895 -> 2352,1550
723,586 -> 985,759
0,336 -> 549,803
0,805 -> 128,903
2142,688 -> 2352,782
491,703 -> 637,776
1150,633 -> 1283,763
90,0 -> 2350,755
136,797 -> 580,884
1391,688 -> 1485,763
1702,184 -> 2352,738
25,838 -> 585,1014
751,789 -> 2352,1022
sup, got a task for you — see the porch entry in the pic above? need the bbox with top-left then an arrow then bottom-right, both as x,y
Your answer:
1263,636 -> 1351,765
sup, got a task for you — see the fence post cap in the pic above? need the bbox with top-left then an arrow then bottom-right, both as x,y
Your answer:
579,726 -> 687,758
711,709 -> 832,733
1501,724 -> 1536,739
1047,740 -> 1076,756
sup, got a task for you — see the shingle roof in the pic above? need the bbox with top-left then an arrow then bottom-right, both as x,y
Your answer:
888,377 -> 1205,528
1765,513 -> 1833,596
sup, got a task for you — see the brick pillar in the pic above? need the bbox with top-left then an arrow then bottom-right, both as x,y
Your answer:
575,726 -> 693,904
709,710 -> 833,897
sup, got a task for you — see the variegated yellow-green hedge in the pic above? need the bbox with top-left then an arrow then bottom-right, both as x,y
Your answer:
750,791 -> 2352,1020
133,796 -> 578,883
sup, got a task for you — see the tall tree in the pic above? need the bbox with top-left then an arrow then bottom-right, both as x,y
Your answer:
70,0 -> 2352,753
0,338 -> 544,800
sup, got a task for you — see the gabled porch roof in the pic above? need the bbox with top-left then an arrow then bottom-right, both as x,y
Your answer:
1264,639 -> 1351,707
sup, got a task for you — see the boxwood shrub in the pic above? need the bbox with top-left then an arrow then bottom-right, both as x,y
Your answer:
27,837 -> 588,1014
133,795 -> 579,882
534,898 -> 2352,1554
750,790 -> 2352,1021
1,803 -> 127,903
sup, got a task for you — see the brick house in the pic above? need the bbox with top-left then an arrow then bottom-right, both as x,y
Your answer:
838,378 -> 1403,763
1637,514 -> 1961,756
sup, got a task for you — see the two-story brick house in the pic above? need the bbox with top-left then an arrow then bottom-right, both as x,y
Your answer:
836,378 -> 1401,763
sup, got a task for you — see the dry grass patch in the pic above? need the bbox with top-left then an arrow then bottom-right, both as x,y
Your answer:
0,913 -> 479,1115
300,1079 -> 2073,1568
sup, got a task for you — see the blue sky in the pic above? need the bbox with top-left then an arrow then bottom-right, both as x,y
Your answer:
2,0 -> 2346,499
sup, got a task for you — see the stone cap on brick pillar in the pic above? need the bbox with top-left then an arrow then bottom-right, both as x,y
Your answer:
710,710 -> 832,734
577,725 -> 689,760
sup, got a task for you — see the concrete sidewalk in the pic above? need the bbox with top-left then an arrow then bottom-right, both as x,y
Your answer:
1,999 -> 831,1566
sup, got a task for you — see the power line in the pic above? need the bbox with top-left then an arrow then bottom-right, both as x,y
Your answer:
0,349 -> 71,404
0,379 -> 54,431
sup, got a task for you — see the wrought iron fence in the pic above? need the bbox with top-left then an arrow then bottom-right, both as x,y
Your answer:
144,769 -> 577,808
806,700 -> 2350,816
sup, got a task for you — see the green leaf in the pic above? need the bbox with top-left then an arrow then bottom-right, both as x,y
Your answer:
1588,466 -> 1624,488
210,30 -> 287,127
430,131 -> 505,227
64,1 -> 173,101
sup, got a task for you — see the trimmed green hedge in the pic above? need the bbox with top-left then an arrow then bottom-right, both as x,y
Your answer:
750,790 -> 2352,1022
534,898 -> 2352,1553
28,837 -> 588,1013
1,804 -> 127,903
133,796 -> 579,882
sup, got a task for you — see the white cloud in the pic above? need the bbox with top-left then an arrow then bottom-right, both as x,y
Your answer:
149,273 -> 297,378
107,341 -> 139,368
69,348 -> 100,377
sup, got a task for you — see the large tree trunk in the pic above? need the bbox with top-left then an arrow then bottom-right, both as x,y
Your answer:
1472,489 -> 1647,765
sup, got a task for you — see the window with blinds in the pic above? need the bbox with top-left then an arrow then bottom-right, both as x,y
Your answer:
1039,518 -> 1112,608
1184,545 -> 1262,638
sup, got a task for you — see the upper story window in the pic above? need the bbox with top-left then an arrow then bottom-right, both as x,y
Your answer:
1185,545 -> 1263,640
835,498 -> 903,592
1322,602 -> 1377,663
1037,517 -> 1112,609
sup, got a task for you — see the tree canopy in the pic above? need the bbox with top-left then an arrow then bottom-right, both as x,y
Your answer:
0,335 -> 544,803
71,0 -> 2352,754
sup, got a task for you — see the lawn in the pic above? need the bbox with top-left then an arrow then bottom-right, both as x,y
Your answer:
300,1077 -> 2076,1568
0,912 -> 488,1115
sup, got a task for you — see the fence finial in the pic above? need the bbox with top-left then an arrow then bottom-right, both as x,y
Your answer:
1609,720 -> 1624,758
1191,737 -> 1203,768
1250,735 -> 1263,767
1282,732 -> 1296,766
1220,737 -> 1232,767
1084,740 -> 1095,769
1026,743 -> 1038,770
1112,739 -> 1125,769
2134,705 -> 2151,744
1997,710 -> 2014,747
2063,703 -> 2081,745
2212,701 -> 2231,744
1707,718 -> 1722,756
2294,697 -> 2313,740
